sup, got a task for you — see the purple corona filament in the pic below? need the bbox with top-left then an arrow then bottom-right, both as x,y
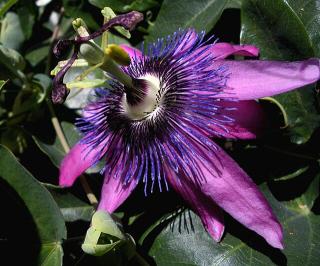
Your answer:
75,30 -> 229,194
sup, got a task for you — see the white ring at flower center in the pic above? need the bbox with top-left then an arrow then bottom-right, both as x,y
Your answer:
122,74 -> 161,120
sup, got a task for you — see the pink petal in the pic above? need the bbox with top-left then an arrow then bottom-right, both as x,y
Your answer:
97,174 -> 138,213
59,140 -> 108,187
166,166 -> 225,241
168,144 -> 283,249
211,100 -> 266,139
193,147 -> 284,249
119,44 -> 142,59
211,43 -> 259,59
218,59 -> 320,100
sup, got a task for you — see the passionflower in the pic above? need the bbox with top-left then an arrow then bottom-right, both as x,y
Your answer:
55,13 -> 320,250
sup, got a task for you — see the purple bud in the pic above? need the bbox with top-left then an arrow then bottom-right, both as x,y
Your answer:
77,11 -> 144,42
53,40 -> 74,58
51,83 -> 70,104
51,48 -> 79,104
115,11 -> 144,31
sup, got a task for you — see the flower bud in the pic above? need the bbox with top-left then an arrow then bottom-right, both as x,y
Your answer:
105,44 -> 131,66
81,211 -> 136,257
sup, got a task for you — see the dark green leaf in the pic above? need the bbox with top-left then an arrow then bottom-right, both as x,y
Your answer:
226,0 -> 242,9
241,0 -> 320,144
0,145 -> 67,265
33,121 -> 80,167
146,0 -> 229,42
16,1 -> 36,40
26,46 -> 50,67
0,44 -> 25,71
145,180 -> 320,265
0,127 -> 27,153
63,0 -> 99,29
89,0 -> 159,12
284,0 -> 320,57
0,44 -> 26,81
33,121 -> 103,173
32,73 -> 52,103
45,184 -> 94,222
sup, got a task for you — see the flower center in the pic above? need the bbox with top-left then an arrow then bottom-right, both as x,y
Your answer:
122,74 -> 161,120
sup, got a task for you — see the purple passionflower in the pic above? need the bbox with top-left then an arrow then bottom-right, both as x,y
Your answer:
59,30 -> 320,250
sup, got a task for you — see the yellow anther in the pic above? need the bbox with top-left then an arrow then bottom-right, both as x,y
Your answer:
104,44 -> 131,66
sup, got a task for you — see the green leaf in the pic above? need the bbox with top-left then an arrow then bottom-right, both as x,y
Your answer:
45,184 -> 94,222
26,46 -> 50,67
33,121 -> 103,173
33,121 -> 80,167
0,12 -> 25,50
146,0 -> 229,42
0,145 -> 66,265
241,0 -> 320,144
283,0 -> 320,57
0,44 -> 26,82
32,73 -> 52,102
89,0 -> 159,12
38,244 -> 64,266
16,1 -> 36,40
0,44 -> 26,73
145,179 -> 320,265
63,0 -> 99,29
226,0 -> 242,9
0,127 -> 27,153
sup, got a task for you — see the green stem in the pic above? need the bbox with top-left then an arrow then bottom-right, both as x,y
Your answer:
46,100 -> 98,207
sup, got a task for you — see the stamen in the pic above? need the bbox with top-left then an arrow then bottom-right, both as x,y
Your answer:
125,78 -> 148,105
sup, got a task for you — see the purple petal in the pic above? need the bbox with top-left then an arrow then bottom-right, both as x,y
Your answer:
166,166 -> 225,241
59,140 -> 108,187
211,43 -> 259,59
178,146 -> 284,249
97,174 -> 138,213
217,59 -> 320,100
211,100 -> 266,139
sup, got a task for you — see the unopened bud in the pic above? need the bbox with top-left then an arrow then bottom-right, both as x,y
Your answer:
105,44 -> 131,66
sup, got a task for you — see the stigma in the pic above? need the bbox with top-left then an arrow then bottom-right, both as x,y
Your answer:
122,74 -> 162,120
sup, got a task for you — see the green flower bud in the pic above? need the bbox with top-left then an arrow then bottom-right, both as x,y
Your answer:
81,211 -> 136,257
